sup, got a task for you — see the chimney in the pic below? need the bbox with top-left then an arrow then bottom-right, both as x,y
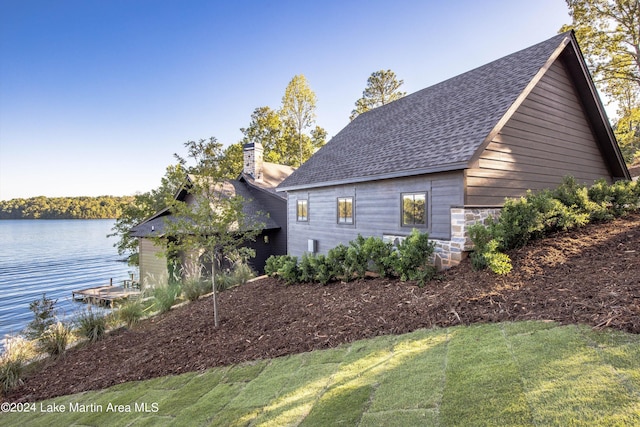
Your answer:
243,142 -> 264,181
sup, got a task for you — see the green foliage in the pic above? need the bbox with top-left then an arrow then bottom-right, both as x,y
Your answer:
298,253 -> 316,283
265,255 -> 298,279
468,222 -> 494,271
0,337 -> 34,395
0,195 -> 133,220
326,244 -> 348,279
117,299 -> 144,328
563,0 -> 640,162
24,294 -> 58,341
350,69 -> 406,120
162,137 -> 263,327
362,236 -> 395,278
109,163 -> 185,265
76,308 -> 108,343
280,74 -> 319,167
0,357 -> 24,395
214,262 -> 256,291
266,231 -> 435,287
391,229 -> 437,287
241,80 -> 327,168
496,195 -> 542,250
482,240 -> 513,275
181,278 -> 210,301
279,256 -> 302,285
39,321 -> 73,358
153,283 -> 181,314
311,254 -> 333,285
469,176 -> 640,275
589,178 -> 640,217
345,237 -> 368,280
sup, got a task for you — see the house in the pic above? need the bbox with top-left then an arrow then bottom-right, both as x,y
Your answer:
131,142 -> 294,286
277,31 -> 631,269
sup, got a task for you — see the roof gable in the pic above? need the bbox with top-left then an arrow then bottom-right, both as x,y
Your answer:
130,172 -> 285,238
278,32 -> 629,191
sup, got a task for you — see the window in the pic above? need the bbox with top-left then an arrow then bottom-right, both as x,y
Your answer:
402,193 -> 427,226
337,197 -> 354,224
297,199 -> 308,222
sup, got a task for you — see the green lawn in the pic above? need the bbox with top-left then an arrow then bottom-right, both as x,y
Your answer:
2,321 -> 639,426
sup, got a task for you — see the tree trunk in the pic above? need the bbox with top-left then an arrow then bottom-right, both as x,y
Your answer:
211,249 -> 219,327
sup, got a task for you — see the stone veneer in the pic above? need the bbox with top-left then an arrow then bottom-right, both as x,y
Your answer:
430,207 -> 502,270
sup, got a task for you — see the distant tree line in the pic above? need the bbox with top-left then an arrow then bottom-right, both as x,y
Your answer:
0,196 -> 134,219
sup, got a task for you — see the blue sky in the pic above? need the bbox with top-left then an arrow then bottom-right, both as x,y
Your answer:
0,0 -> 573,200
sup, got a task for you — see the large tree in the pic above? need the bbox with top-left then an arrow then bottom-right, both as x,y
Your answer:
109,164 -> 184,265
241,82 -> 327,167
241,106 -> 291,164
561,0 -> 640,162
161,137 -> 263,327
350,69 -> 406,120
280,74 -> 318,166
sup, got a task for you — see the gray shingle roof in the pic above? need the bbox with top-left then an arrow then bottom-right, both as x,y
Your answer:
130,176 -> 283,238
278,32 -> 571,191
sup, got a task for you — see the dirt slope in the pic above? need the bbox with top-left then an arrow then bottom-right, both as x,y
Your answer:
7,213 -> 640,402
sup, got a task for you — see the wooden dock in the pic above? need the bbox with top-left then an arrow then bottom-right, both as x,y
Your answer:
72,276 -> 140,306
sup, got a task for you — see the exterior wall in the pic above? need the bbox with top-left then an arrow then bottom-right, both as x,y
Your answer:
245,185 -> 288,266
287,172 -> 464,257
430,207 -> 501,269
138,237 -> 168,288
466,57 -> 613,206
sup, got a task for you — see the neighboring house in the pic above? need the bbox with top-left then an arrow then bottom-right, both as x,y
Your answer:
131,143 -> 294,286
277,31 -> 631,269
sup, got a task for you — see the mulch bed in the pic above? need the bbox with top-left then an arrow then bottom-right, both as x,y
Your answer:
6,213 -> 640,403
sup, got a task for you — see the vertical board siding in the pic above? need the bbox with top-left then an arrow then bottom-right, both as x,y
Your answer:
245,186 -> 288,264
466,57 -> 613,206
287,172 -> 463,257
139,237 -> 168,288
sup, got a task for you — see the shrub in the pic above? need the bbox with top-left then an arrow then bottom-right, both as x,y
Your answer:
76,308 -> 108,343
483,240 -> 513,275
279,256 -> 301,285
345,235 -> 370,280
468,176 -> 640,275
214,262 -> 256,291
232,262 -> 255,286
0,336 -> 35,395
182,278 -> 209,301
298,253 -> 316,283
326,244 -> 348,279
391,229 -> 436,287
528,190 -> 590,232
0,357 -> 23,396
24,293 -> 58,341
362,236 -> 395,278
265,255 -> 295,277
609,179 -> 639,216
152,283 -> 181,313
468,222 -> 493,271
117,299 -> 144,328
496,195 -> 543,250
39,321 -> 73,358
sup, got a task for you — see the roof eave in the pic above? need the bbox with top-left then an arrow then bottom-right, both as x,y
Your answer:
561,34 -> 631,180
277,161 -> 468,192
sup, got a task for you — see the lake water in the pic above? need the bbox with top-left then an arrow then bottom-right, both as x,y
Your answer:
0,220 -> 138,347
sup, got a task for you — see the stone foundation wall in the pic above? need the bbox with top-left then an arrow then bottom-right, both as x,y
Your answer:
431,207 -> 502,270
